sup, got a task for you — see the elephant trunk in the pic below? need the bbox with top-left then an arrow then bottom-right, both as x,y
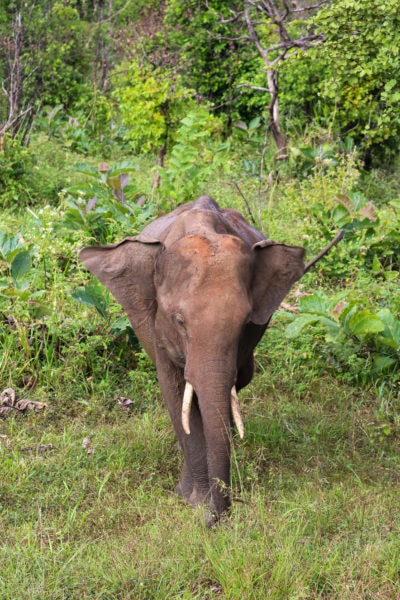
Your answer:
182,382 -> 244,439
184,357 -> 239,521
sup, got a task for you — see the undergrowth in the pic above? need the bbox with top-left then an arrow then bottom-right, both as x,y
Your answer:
0,133 -> 399,599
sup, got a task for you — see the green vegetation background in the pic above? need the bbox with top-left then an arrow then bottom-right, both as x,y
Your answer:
0,1 -> 399,598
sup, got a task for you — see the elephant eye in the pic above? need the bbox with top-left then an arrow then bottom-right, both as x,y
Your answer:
175,313 -> 185,327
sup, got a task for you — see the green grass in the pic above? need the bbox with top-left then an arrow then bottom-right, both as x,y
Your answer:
1,368 -> 399,599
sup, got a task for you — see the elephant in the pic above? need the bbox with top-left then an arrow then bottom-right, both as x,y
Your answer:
80,195 -> 343,525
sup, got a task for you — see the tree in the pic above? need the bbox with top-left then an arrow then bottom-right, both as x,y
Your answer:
163,0 -> 259,126
310,0 -> 400,164
238,1 -> 329,158
163,1 -> 328,158
0,0 -> 115,144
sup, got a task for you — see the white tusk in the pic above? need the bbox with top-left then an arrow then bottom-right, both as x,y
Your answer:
231,386 -> 244,439
182,382 -> 194,435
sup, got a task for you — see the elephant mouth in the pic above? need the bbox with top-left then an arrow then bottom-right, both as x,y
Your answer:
181,381 -> 244,439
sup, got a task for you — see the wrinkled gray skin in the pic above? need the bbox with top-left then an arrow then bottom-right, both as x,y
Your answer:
80,196 -> 306,525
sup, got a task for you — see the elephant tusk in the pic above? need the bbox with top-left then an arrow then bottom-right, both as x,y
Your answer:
182,382 -> 194,435
231,386 -> 244,439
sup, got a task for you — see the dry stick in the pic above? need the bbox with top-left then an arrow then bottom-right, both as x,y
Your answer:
231,181 -> 258,228
304,230 -> 345,274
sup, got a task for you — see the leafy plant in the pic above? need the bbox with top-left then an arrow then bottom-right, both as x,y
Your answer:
72,282 -> 138,349
71,282 -> 109,320
0,136 -> 36,207
311,0 -> 400,163
36,104 -> 117,155
0,231 -> 44,303
113,60 -> 194,154
285,291 -> 400,376
61,161 -> 153,243
159,108 -> 225,202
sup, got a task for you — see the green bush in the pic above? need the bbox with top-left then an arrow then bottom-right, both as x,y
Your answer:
0,137 -> 35,207
285,291 -> 400,381
159,108 -> 226,202
113,60 -> 195,154
60,161 -> 153,243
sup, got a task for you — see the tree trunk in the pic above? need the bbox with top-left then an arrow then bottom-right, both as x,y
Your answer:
266,68 -> 288,159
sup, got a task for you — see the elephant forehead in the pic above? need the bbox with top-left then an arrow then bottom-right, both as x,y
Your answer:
157,234 -> 253,291
175,235 -> 251,280
174,233 -> 249,260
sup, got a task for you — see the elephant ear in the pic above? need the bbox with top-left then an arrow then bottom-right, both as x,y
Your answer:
79,238 -> 160,328
251,240 -> 305,325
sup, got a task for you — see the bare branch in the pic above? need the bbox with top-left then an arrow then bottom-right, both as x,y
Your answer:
291,1 -> 330,14
0,105 -> 34,136
237,83 -> 272,93
304,230 -> 345,273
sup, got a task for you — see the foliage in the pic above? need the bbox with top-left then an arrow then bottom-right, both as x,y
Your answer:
36,106 -> 96,155
159,108 -> 226,202
285,291 -> 400,380
113,60 -> 195,154
163,0 -> 264,124
310,0 -> 400,162
61,161 -> 154,243
0,230 -> 39,302
0,0 -> 95,141
0,136 -> 36,206
279,50 -> 328,134
304,177 -> 400,277
71,282 -> 138,348
35,96 -> 121,156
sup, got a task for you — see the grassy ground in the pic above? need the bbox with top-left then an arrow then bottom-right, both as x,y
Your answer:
1,136 -> 399,599
1,329 -> 399,599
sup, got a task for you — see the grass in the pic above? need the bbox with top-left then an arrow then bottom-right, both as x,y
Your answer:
0,330 -> 400,600
1,350 -> 399,599
1,135 -> 399,599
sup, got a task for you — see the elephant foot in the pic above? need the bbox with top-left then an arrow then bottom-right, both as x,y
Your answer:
189,487 -> 208,507
174,482 -> 209,507
174,482 -> 191,500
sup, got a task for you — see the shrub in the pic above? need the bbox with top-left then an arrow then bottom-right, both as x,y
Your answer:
285,291 -> 400,381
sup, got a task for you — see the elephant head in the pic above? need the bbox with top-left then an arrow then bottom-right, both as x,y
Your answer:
80,195 -> 342,524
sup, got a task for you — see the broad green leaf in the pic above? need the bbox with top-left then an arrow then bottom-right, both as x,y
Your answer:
318,316 -> 341,334
348,309 -> 385,336
376,308 -> 400,347
285,314 -> 321,338
107,162 -> 140,177
11,250 -> 32,284
72,163 -> 100,178
71,284 -> 108,320
248,117 -> 261,130
110,315 -> 131,335
0,231 -> 23,262
349,192 -> 367,211
298,292 -> 330,315
332,204 -> 350,226
373,355 -> 397,372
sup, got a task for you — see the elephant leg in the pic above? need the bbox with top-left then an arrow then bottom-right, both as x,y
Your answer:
155,351 -> 210,504
236,353 -> 254,391
175,459 -> 193,499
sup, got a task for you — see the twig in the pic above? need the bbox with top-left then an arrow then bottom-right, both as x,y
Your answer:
231,181 -> 258,227
304,230 -> 345,273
